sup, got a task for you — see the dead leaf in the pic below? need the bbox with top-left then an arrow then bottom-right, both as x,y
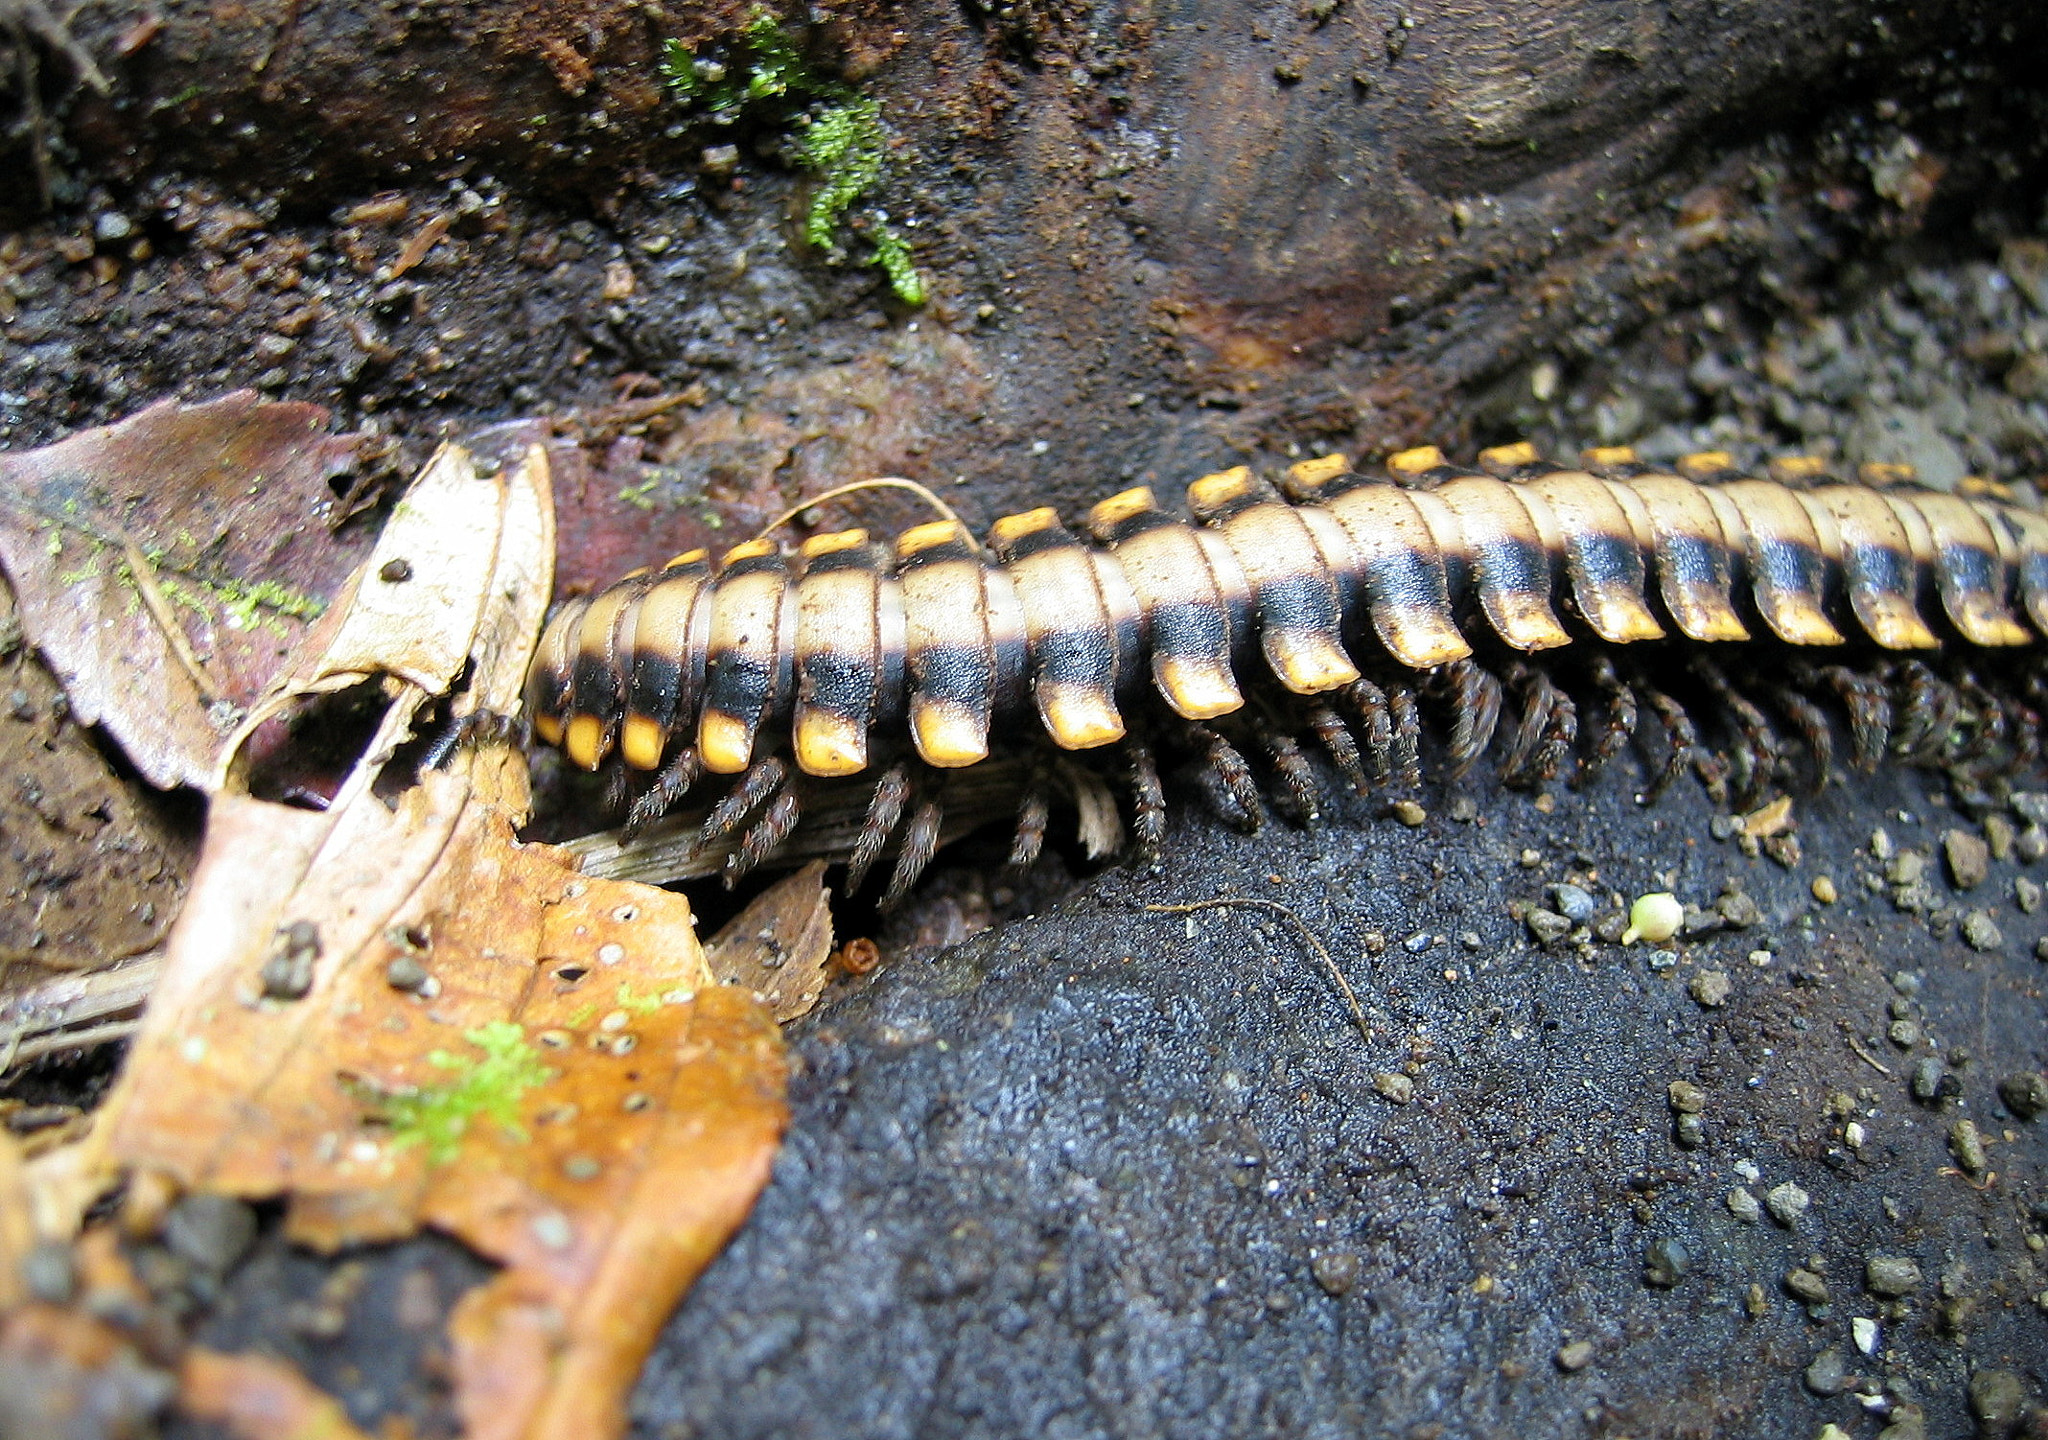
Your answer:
18,438 -> 790,1440
705,861 -> 835,1022
0,391 -> 365,790
1739,794 -> 1795,839
179,1348 -> 377,1440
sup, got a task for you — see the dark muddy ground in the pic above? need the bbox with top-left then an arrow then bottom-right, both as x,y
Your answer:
7,0 -> 2048,1435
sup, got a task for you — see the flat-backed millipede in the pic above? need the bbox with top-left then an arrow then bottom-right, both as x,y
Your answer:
524,442 -> 2048,904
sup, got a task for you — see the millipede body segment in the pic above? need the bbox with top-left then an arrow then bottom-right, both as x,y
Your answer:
526,442 -> 2048,899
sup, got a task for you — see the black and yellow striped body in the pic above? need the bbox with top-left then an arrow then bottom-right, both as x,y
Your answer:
527,445 -> 2048,785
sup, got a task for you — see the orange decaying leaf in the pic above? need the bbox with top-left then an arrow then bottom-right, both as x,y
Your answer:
39,438 -> 790,1440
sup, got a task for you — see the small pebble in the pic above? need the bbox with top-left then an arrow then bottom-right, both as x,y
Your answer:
1968,1369 -> 2028,1430
1554,1339 -> 1595,1372
1851,1316 -> 1880,1355
1525,909 -> 1572,945
1744,1282 -> 1769,1317
1726,1187 -> 1761,1224
1869,827 -> 1894,860
1876,1406 -> 1927,1440
162,1193 -> 259,1275
1673,1112 -> 1705,1148
1622,892 -> 1683,945
2000,1071 -> 2048,1119
1765,1181 -> 1810,1227
1518,848 -> 1542,868
1908,1056 -> 1955,1104
1689,970 -> 1732,1008
1985,813 -> 2017,860
1960,910 -> 2004,951
385,954 -> 431,993
1888,851 -> 1927,887
1391,799 -> 1426,827
1641,1237 -> 1689,1288
1783,1266 -> 1829,1305
2020,825 -> 2048,864
1549,883 -> 1597,925
2037,936 -> 2048,963
20,1240 -> 76,1304
1944,829 -> 1991,889
1647,948 -> 1678,972
259,919 -> 321,1001
2016,876 -> 2043,914
1803,1346 -> 1851,1396
1865,1255 -> 1922,1297
1715,890 -> 1762,929
1888,1018 -> 1924,1049
1667,1080 -> 1706,1114
1949,1118 -> 1988,1174
1447,796 -> 1478,823
1373,1072 -> 1414,1105
1811,875 -> 1839,904
1311,1250 -> 1360,1296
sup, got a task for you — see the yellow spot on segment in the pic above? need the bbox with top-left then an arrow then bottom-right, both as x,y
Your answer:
665,548 -> 708,568
1285,453 -> 1351,489
1388,446 -> 1446,475
1580,446 -> 1639,468
988,508 -> 1061,548
619,565 -> 651,581
532,714 -> 564,746
911,702 -> 990,768
1186,467 -> 1256,512
1864,611 -> 1939,652
1154,656 -> 1242,720
564,714 -> 606,771
697,711 -> 754,773
800,528 -> 870,557
1477,441 -> 1539,470
719,538 -> 778,567
1959,476 -> 2015,501
794,711 -> 868,776
1039,687 -> 1126,750
1859,462 -> 1917,487
1087,487 -> 1157,530
1266,634 -> 1361,695
897,520 -> 968,557
1676,451 -> 1735,479
1768,455 -> 1828,483
620,714 -> 666,771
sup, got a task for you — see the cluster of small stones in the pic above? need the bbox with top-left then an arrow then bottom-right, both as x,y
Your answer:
1492,780 -> 2048,1433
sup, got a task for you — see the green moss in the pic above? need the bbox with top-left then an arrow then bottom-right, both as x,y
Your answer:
375,1021 -> 556,1166
661,9 -> 925,305
615,982 -> 667,1016
617,477 -> 661,511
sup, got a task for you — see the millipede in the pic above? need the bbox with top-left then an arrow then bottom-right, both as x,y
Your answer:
524,441 -> 2048,905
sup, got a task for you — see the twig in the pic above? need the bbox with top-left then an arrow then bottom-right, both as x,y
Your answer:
1845,1034 -> 1894,1078
745,478 -> 983,558
1143,897 -> 1370,1042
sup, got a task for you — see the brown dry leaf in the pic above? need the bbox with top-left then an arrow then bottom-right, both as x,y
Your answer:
704,861 -> 835,1022
179,1348 -> 377,1440
22,439 -> 789,1440
0,390 -> 365,790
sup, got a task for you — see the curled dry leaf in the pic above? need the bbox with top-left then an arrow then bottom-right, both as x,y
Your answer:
704,860 -> 836,1022
0,391 -> 366,790
18,439 -> 790,1440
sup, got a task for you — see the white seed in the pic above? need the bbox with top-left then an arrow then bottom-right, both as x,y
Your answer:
1621,892 -> 1684,945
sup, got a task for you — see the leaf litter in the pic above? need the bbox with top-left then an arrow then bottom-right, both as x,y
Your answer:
0,389 -> 368,791
3,426 -> 794,1440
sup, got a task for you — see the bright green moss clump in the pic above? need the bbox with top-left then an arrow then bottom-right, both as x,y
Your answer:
662,9 -> 926,305
377,1021 -> 556,1165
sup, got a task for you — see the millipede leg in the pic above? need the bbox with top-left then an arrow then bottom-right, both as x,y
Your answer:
847,763 -> 911,893
1576,655 -> 1636,786
624,745 -> 702,836
1341,679 -> 1394,782
1006,758 -> 1051,872
1307,704 -> 1370,795
1440,659 -> 1502,781
1190,723 -> 1265,832
1772,683 -> 1833,791
604,761 -> 633,817
1637,675 -> 1721,802
1695,658 -> 1779,807
1533,684 -> 1577,786
1497,663 -> 1551,787
880,800 -> 943,910
698,756 -> 789,847
1387,685 -> 1422,788
725,790 -> 802,887
1891,660 -> 1944,760
1819,666 -> 1889,772
1126,742 -> 1167,860
1955,673 -> 2005,765
1255,718 -> 1322,826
